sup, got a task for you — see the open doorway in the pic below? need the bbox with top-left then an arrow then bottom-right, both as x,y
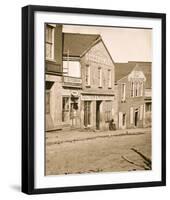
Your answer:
96,101 -> 102,130
135,110 -> 138,127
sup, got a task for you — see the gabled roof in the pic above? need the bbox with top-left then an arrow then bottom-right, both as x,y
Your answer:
114,62 -> 136,82
115,61 -> 152,89
132,62 -> 152,89
63,33 -> 100,57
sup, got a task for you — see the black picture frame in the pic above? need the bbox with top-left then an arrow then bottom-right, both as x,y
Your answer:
22,5 -> 166,195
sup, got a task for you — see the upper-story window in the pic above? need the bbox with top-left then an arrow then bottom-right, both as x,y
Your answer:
108,69 -> 112,88
140,82 -> 143,96
45,25 -> 54,60
98,67 -> 102,88
135,82 -> 138,97
121,83 -> 126,102
85,65 -> 90,86
130,81 -> 134,97
131,81 -> 144,97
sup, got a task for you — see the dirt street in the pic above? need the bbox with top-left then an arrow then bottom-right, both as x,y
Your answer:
46,129 -> 151,175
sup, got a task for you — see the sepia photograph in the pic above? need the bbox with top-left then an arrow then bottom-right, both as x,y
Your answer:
45,24 -> 152,176
22,5 -> 166,194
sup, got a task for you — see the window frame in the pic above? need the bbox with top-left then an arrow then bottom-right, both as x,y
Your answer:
45,24 -> 55,61
98,67 -> 102,88
130,81 -> 134,97
121,83 -> 126,102
85,64 -> 90,87
108,69 -> 112,89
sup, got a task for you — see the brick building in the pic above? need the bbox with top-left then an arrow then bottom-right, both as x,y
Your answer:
114,62 -> 151,129
45,24 -> 116,131
139,63 -> 152,127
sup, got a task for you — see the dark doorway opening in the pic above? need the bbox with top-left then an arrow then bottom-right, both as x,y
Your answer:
96,101 -> 102,130
135,111 -> 138,127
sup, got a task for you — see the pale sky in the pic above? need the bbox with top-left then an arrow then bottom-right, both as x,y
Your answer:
63,25 -> 152,63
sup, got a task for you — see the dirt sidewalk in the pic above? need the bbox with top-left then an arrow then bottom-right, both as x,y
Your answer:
46,128 -> 151,145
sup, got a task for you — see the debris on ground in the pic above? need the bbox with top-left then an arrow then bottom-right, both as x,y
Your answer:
121,147 -> 151,170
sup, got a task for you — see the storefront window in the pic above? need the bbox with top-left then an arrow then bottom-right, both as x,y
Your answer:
84,101 -> 91,127
105,101 -> 112,122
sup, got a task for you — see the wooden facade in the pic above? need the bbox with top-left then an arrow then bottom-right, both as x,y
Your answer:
45,25 -> 116,131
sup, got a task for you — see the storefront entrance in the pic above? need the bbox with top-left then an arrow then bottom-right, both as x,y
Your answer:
135,110 -> 139,127
70,102 -> 78,127
96,101 -> 102,130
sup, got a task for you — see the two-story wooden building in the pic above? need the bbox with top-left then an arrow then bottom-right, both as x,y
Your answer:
45,24 -> 116,131
80,35 -> 116,130
114,62 -> 151,129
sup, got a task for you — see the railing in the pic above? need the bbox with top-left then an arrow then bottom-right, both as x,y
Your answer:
63,76 -> 82,88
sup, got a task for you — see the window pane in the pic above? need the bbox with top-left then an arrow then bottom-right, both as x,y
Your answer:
140,82 -> 143,96
46,26 -> 53,43
85,65 -> 90,86
98,68 -> 102,87
108,69 -> 111,88
46,43 -> 52,59
63,97 -> 69,110
131,82 -> 134,97
121,84 -> 126,101
45,25 -> 54,59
